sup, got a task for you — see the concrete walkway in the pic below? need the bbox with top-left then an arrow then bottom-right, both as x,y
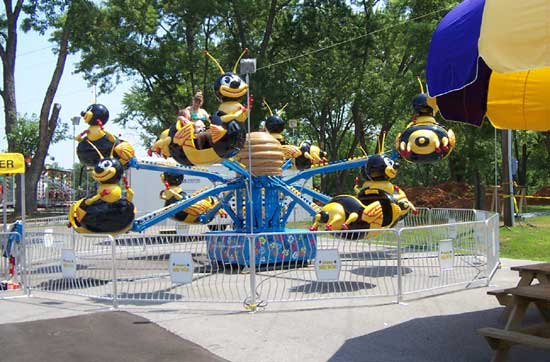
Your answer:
1,258 -> 549,362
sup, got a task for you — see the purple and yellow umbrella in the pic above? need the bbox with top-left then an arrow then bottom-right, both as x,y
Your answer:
426,0 -> 550,130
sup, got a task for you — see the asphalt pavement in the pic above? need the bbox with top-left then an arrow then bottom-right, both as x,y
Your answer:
0,258 -> 549,362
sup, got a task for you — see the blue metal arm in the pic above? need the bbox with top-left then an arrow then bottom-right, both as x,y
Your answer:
221,159 -> 251,178
296,186 -> 331,204
282,157 -> 368,184
131,182 -> 243,232
275,184 -> 319,217
129,157 -> 229,183
198,190 -> 242,227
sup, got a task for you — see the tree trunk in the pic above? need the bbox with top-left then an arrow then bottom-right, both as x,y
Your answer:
26,104 -> 62,213
231,0 -> 247,48
474,170 -> 485,210
258,0 -> 278,62
513,136 -> 528,186
24,3 -> 72,215
1,0 -> 23,151
1,0 -> 23,215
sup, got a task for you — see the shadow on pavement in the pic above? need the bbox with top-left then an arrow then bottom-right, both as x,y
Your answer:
329,307 -> 550,362
0,311 -> 228,362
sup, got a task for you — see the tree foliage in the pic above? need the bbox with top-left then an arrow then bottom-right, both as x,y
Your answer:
67,0 -> 550,197
7,113 -> 69,159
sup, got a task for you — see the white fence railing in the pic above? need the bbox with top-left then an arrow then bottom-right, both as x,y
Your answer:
2,208 -> 500,310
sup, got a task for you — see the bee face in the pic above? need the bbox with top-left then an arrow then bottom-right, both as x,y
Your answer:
383,157 -> 399,178
214,72 -> 248,100
92,157 -> 123,183
80,104 -> 109,126
362,154 -> 398,181
81,105 -> 93,124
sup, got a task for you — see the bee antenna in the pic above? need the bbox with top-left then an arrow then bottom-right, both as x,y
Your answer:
86,139 -> 104,160
233,48 -> 249,73
278,103 -> 288,115
204,50 -> 225,75
376,131 -> 386,154
109,141 -> 117,158
416,76 -> 425,94
262,98 -> 273,116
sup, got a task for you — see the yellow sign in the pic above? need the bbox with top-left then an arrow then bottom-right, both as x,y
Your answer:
0,153 -> 25,175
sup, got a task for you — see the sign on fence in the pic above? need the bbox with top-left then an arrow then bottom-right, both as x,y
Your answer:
61,249 -> 77,279
438,239 -> 454,271
169,252 -> 194,284
315,249 -> 341,281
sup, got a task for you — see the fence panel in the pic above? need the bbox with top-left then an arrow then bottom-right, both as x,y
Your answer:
252,229 -> 400,304
112,233 -> 250,304
25,231 -> 116,301
397,219 -> 492,295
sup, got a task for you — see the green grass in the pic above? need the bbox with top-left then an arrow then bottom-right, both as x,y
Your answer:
499,215 -> 550,261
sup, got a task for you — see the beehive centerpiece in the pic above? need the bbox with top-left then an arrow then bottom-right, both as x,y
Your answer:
237,132 -> 284,176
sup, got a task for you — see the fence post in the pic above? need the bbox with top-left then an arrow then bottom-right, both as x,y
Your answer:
396,229 -> 403,304
23,234 -> 30,297
247,234 -> 257,312
110,234 -> 118,309
485,216 -> 500,284
484,219 -> 491,286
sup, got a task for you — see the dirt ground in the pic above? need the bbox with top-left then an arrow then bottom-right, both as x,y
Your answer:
530,186 -> 550,205
403,181 -> 487,209
403,181 -> 550,209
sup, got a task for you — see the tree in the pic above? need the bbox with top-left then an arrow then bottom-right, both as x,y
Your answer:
7,113 -> 68,159
71,0 -> 511,198
1,0 -> 90,214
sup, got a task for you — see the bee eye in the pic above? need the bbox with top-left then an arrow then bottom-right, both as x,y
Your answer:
221,76 -> 232,85
100,160 -> 112,168
385,159 -> 394,167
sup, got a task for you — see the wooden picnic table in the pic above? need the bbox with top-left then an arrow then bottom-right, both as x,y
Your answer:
479,263 -> 550,361
510,263 -> 550,286
478,285 -> 550,361
489,263 -> 550,309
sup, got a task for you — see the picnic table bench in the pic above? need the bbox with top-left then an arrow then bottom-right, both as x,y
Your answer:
479,263 -> 550,361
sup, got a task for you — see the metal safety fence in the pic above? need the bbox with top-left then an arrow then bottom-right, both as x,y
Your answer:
1,208 -> 500,310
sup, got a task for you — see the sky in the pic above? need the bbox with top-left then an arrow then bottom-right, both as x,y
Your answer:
0,30 -> 147,169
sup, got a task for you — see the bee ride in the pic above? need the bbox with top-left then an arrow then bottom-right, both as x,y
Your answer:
67,53 -> 443,268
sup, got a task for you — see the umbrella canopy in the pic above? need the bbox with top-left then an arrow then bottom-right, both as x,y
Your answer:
426,0 -> 550,130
